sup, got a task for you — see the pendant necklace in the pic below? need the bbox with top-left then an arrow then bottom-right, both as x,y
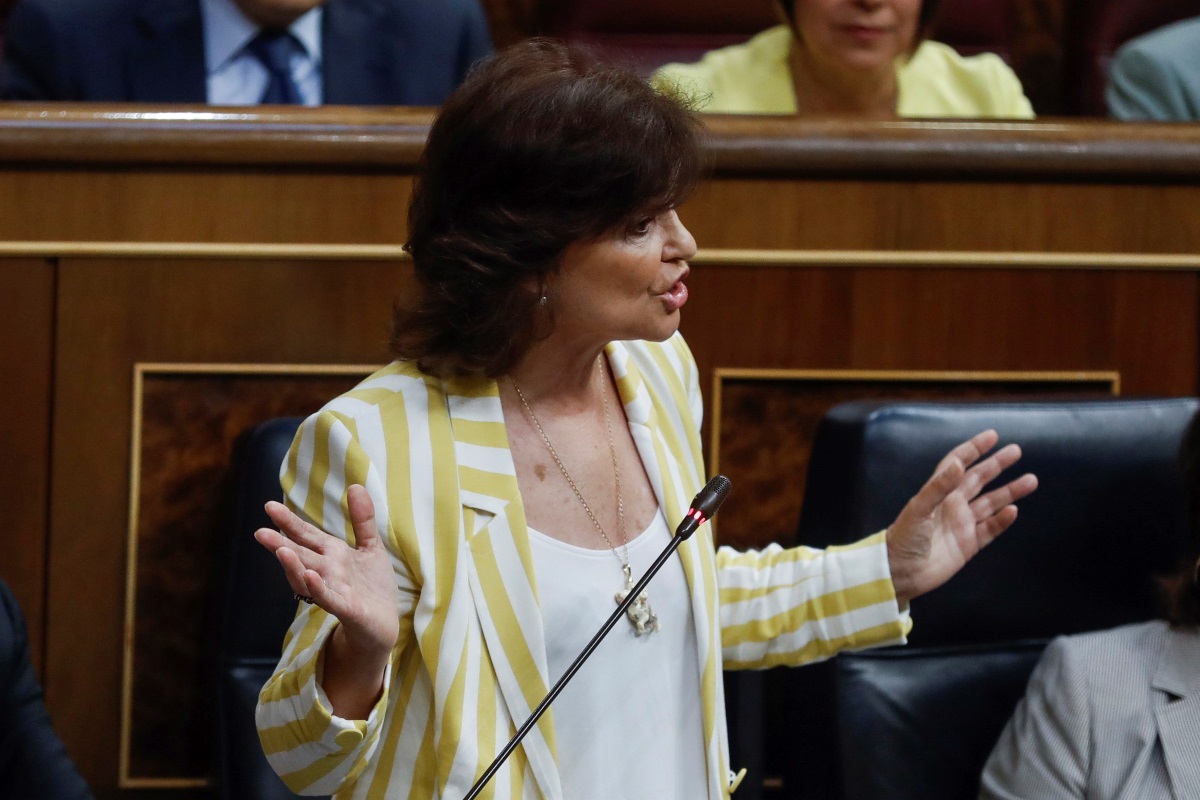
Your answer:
511,356 -> 660,636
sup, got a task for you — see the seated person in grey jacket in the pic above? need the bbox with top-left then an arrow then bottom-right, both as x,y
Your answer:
1107,16 -> 1200,121
979,408 -> 1200,799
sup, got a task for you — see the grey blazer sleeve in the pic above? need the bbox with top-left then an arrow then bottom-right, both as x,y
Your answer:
1106,21 -> 1200,121
978,637 -> 1089,800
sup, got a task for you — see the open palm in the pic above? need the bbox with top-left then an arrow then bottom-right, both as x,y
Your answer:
254,484 -> 399,656
887,430 -> 1039,605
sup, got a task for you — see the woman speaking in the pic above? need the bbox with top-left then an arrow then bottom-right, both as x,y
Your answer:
253,40 -> 1037,799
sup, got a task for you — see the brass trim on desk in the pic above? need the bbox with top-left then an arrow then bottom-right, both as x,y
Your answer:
692,250 -> 1200,271
1,242 -> 1200,270
0,241 -> 410,260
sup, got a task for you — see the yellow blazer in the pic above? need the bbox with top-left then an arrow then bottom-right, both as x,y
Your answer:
256,334 -> 908,799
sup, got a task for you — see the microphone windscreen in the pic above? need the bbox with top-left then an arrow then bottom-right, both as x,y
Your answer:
693,475 -> 732,518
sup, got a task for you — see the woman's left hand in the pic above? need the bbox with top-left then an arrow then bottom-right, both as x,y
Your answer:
887,430 -> 1038,606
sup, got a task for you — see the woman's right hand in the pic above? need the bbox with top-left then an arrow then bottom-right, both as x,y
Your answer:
255,484 -> 400,661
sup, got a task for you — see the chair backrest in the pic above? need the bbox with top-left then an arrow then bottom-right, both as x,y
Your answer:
215,417 -> 326,800
835,641 -> 1046,800
800,397 -> 1196,642
935,0 -> 1018,60
543,0 -> 777,76
769,397 -> 1197,800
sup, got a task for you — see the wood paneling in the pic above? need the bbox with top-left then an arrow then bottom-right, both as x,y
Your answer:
681,181 -> 1200,253
0,258 -> 54,671
680,268 -> 1198,399
0,169 -> 414,244
125,368 -> 369,783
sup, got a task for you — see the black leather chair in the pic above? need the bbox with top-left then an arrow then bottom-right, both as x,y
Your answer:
215,417 -> 328,800
775,398 -> 1197,800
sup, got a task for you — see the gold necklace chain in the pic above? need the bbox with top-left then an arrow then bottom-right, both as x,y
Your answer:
510,356 -> 629,567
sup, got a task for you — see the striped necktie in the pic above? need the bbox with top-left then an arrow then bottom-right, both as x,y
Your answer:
245,29 -> 303,105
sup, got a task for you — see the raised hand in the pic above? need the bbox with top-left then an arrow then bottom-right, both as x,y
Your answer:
254,484 -> 400,661
886,430 -> 1038,606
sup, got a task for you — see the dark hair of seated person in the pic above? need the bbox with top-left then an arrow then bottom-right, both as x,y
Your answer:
0,580 -> 93,799
392,39 -> 704,379
776,0 -> 946,54
1162,409 -> 1200,628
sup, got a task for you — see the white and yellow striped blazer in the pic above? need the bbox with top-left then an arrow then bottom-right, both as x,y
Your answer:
256,334 -> 908,799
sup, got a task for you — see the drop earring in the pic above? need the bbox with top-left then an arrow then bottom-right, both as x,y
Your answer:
539,295 -> 548,306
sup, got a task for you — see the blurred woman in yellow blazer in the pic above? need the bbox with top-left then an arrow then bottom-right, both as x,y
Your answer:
655,0 -> 1034,118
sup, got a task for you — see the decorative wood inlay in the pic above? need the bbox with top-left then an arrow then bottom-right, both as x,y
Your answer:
121,363 -> 377,788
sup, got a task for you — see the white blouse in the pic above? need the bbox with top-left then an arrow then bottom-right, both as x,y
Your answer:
528,510 -> 710,800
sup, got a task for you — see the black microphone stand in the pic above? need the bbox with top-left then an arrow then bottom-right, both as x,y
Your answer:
462,476 -> 731,800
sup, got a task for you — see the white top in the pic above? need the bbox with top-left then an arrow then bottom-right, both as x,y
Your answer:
200,0 -> 323,105
528,510 -> 710,800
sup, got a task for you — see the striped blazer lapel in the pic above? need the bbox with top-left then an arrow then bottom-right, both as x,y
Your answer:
1153,629 -> 1200,799
445,377 -> 561,799
606,340 -> 727,794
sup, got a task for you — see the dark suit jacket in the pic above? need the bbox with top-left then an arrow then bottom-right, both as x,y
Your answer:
0,580 -> 93,799
1,0 -> 492,103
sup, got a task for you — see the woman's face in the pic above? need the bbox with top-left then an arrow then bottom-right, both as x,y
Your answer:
551,209 -> 697,347
790,0 -> 922,75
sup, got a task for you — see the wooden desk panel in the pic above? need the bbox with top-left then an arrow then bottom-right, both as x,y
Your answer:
0,169 -> 413,244
680,266 -> 1199,397
682,180 -> 1200,254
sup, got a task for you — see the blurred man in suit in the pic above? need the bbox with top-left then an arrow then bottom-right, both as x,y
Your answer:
0,580 -> 93,798
1107,16 -> 1200,121
1,0 -> 492,105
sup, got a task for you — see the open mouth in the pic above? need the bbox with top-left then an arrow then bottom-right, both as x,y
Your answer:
658,273 -> 689,312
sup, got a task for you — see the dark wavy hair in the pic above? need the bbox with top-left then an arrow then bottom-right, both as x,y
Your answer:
1162,407 -> 1200,628
777,0 -> 945,53
391,40 -> 703,378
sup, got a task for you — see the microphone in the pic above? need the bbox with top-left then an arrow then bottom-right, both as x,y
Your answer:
675,474 -> 732,540
462,475 -> 732,800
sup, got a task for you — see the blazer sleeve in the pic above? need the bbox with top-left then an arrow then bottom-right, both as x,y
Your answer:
1106,38 -> 1198,121
717,532 -> 909,669
978,636 -> 1090,800
255,408 -> 420,796
0,582 -> 93,799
